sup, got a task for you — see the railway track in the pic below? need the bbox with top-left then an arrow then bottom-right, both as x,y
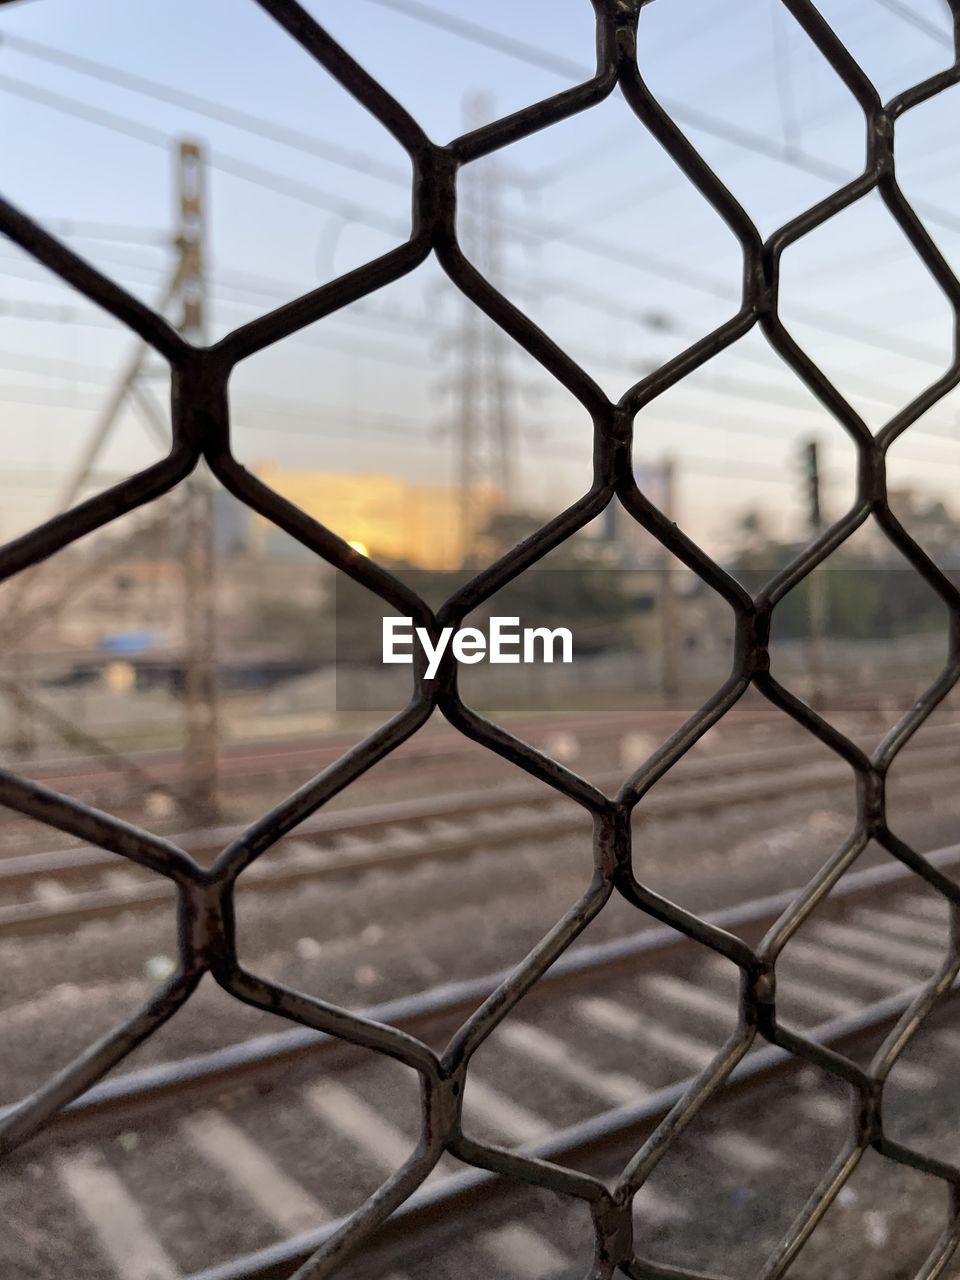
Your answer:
1,724 -> 956,938
5,694 -> 902,811
8,707 -> 696,792
2,845 -> 958,1280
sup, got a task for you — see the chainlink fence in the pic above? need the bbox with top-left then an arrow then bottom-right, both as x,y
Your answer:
1,1 -> 960,1277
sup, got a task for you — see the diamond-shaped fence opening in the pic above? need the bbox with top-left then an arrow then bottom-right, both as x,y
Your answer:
776,189 -> 956,431
1,2 -> 960,1279
456,89 -> 745,396
639,0 -> 869,233
785,1146 -> 953,1280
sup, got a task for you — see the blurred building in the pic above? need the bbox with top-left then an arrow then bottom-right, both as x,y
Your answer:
241,465 -> 503,569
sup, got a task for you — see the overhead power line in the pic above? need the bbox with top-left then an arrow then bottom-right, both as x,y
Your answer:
0,297 -> 116,326
27,218 -> 166,245
203,147 -> 407,238
0,341 -> 434,433
357,0 -> 960,240
0,73 -> 408,241
210,244 -> 951,375
0,72 -> 953,451
9,215 -> 941,384
3,316 -> 957,468
1,223 -> 951,438
1,238 -> 955,454
7,7 -> 960,268
870,0 -> 954,47
0,70 -> 170,146
3,376 -> 959,480
360,0 -> 586,80
0,31 -> 409,186
1,58 -> 953,377
8,12 -> 958,240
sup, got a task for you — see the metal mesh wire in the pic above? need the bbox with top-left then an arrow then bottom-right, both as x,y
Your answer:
1,1 -> 960,1276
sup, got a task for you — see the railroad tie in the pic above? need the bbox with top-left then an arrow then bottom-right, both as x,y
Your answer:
776,939 -> 914,993
884,1060 -> 938,1091
851,907 -> 948,946
461,1073 -> 551,1145
574,995 -> 716,1071
495,1020 -> 649,1106
701,955 -> 860,1020
180,1110 -> 327,1235
795,1093 -> 850,1127
632,1183 -> 690,1226
935,1028 -> 960,1055
32,879 -> 72,903
480,1224 -> 569,1277
641,973 -> 738,1028
708,1130 -> 782,1174
898,895 -> 951,922
56,1150 -> 179,1280
304,1079 -> 459,1185
807,920 -> 943,972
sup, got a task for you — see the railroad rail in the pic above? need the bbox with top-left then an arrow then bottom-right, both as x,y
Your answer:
1,724 -> 956,937
3,843 -> 958,1279
2,0 -> 959,1276
6,694 -> 903,807
9,706 -> 693,791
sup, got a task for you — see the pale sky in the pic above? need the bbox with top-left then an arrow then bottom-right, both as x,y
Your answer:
0,0 -> 957,559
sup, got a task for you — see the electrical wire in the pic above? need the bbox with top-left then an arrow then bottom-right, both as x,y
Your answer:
0,73 -> 408,241
0,31 -> 410,186
355,0 -> 960,240
871,0 -> 953,47
1,63 -> 952,376
6,10 -> 958,242
1,225 -> 953,454
26,218 -> 166,245
1,239 -> 955,458
359,0 -> 587,80
0,59 -> 955,484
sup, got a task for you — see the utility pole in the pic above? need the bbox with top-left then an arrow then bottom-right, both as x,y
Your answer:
658,457 -> 681,704
1,146 -> 189,761
9,653 -> 36,757
475,130 -> 514,514
802,438 -> 826,706
454,229 -> 483,567
176,139 -> 220,823
3,256 -> 184,761
2,141 -> 220,815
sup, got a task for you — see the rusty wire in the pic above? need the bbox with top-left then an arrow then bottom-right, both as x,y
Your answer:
2,1 -> 960,1276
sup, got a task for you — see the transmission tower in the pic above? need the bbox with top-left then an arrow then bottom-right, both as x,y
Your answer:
450,92 -> 519,566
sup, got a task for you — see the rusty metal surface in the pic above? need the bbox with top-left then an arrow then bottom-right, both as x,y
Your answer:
1,2 -> 960,1277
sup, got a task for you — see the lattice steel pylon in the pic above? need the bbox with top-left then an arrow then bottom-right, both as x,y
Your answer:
0,2 -> 959,1279
448,90 -> 519,566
